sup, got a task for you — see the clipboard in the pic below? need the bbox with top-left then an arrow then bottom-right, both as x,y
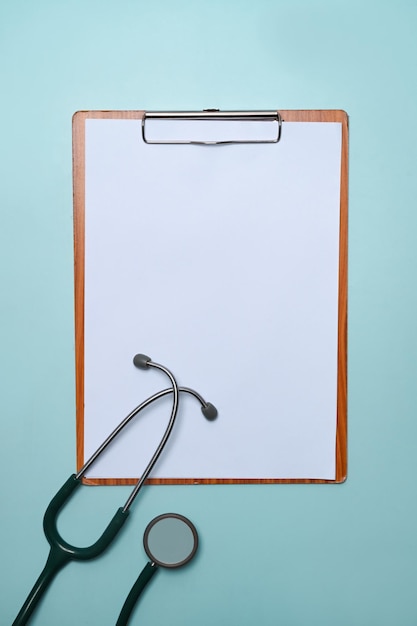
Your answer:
73,109 -> 348,485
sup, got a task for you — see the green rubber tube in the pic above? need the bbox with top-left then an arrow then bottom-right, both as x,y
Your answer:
116,562 -> 158,626
12,475 -> 130,625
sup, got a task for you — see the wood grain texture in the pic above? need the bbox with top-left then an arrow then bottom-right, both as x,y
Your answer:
73,110 -> 348,486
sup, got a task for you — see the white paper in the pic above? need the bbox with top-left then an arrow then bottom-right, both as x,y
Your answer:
83,118 -> 342,480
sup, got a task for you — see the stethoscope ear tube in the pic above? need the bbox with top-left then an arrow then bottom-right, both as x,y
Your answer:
76,355 -> 181,513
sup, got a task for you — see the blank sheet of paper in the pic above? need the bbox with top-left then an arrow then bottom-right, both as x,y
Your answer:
82,118 -> 342,480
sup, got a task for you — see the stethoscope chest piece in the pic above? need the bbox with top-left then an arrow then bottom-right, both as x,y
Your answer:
116,513 -> 199,626
144,513 -> 198,568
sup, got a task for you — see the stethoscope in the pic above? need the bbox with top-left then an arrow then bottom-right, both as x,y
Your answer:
12,353 -> 217,626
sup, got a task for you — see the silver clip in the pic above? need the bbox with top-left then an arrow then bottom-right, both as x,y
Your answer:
141,110 -> 282,145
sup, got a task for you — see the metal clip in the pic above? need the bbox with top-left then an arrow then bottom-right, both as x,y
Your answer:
141,110 -> 282,145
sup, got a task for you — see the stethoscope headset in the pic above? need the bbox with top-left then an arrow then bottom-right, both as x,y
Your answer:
12,353 -> 217,625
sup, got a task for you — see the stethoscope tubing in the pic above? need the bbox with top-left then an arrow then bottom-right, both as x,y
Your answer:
77,385 -> 212,496
115,561 -> 158,626
12,357 -> 214,626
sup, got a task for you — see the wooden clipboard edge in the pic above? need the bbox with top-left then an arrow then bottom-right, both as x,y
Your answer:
73,111 -> 145,478
73,109 -> 348,486
336,110 -> 348,484
73,111 -> 85,476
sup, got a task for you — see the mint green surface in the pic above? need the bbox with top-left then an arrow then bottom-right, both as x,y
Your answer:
1,1 -> 417,624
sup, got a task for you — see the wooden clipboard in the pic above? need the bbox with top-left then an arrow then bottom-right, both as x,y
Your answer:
73,109 -> 348,485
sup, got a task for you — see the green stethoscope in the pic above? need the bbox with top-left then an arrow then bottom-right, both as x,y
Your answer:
12,354 -> 217,625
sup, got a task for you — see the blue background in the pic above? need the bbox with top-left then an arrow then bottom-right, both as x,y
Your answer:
1,1 -> 417,624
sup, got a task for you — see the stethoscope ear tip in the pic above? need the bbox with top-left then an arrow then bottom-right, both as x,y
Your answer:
201,402 -> 218,421
133,353 -> 218,420
133,354 -> 152,369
